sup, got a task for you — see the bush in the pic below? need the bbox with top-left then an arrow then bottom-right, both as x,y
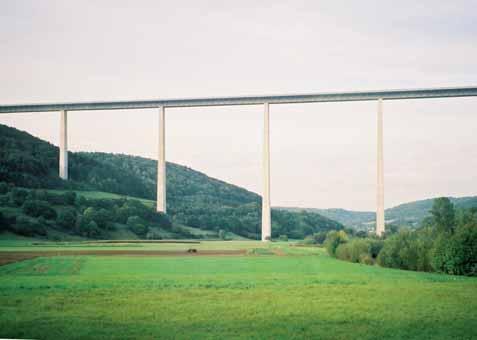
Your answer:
303,231 -> 328,245
12,216 -> 47,236
22,200 -> 57,219
335,239 -> 370,263
146,230 -> 162,240
57,207 -> 77,229
127,216 -> 148,237
150,211 -> 172,229
0,212 -> 10,231
0,182 -> 10,195
431,223 -> 477,276
324,230 -> 348,256
218,229 -> 227,240
377,230 -> 421,271
359,254 -> 374,265
63,191 -> 76,205
279,234 -> 288,242
328,201 -> 476,277
83,207 -> 113,229
10,188 -> 28,206
0,194 -> 10,206
368,239 -> 384,259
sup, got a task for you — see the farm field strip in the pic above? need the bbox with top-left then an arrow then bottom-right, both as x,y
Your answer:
0,241 -> 476,339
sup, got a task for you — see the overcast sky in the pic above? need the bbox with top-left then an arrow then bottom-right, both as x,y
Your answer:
1,1 -> 476,211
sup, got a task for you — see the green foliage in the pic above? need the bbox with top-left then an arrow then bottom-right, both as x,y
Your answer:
430,197 -> 456,234
335,239 -> 371,264
12,215 -> 47,236
1,243 -> 477,339
0,124 -> 344,240
0,212 -> 8,231
324,230 -> 348,256
83,207 -> 113,229
127,216 -> 148,237
22,199 -> 57,219
0,182 -> 10,194
368,239 -> 384,259
146,230 -> 162,240
10,188 -> 28,206
330,201 -> 477,277
83,220 -> 101,238
278,234 -> 288,242
57,207 -> 77,229
431,221 -> 477,276
0,183 -> 178,240
303,231 -> 328,245
377,230 -> 420,270
218,229 -> 226,240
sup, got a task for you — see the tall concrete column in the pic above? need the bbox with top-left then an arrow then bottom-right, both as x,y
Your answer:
376,99 -> 385,236
59,110 -> 68,180
262,102 -> 271,241
157,106 -> 166,213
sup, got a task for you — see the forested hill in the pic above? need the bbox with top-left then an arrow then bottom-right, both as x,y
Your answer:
0,124 -> 343,239
282,196 -> 477,230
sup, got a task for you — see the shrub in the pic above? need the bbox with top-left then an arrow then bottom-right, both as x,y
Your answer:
431,223 -> 477,276
279,234 -> 288,242
324,230 -> 348,256
10,188 -> 28,206
335,239 -> 370,263
22,200 -> 57,219
84,221 -> 101,238
0,194 -> 10,206
83,207 -> 113,229
127,216 -> 148,237
359,254 -> 374,265
430,197 -> 456,234
63,191 -> 76,205
150,211 -> 172,229
0,212 -> 9,231
146,230 -> 162,240
219,229 -> 227,240
12,216 -> 47,236
377,230 -> 420,270
45,192 -> 67,205
57,207 -> 77,229
0,182 -> 10,195
368,239 -> 384,259
75,195 -> 87,207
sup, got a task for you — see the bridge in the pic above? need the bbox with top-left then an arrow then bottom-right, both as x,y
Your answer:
2,86 -> 477,240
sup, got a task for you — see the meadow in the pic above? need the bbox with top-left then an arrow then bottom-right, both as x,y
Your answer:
0,241 -> 476,339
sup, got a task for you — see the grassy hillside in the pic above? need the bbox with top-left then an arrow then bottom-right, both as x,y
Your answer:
0,124 -> 343,239
0,242 -> 476,339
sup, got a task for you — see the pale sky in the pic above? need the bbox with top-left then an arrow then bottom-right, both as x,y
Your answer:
1,1 -> 476,211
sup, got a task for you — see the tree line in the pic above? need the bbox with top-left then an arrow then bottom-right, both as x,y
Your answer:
317,197 -> 477,276
0,182 -> 182,240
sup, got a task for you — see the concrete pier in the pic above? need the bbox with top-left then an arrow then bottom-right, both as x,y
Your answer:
157,106 -> 166,213
262,103 -> 271,241
376,99 -> 385,236
59,110 -> 68,180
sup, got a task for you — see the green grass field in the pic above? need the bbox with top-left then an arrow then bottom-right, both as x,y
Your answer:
0,241 -> 476,339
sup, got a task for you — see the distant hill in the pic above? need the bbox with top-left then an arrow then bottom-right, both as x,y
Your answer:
385,196 -> 477,226
280,196 -> 477,230
0,124 -> 343,239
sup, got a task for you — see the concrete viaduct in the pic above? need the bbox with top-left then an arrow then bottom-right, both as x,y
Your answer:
1,86 -> 477,240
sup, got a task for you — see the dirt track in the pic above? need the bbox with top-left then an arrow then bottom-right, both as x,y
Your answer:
0,249 -> 247,266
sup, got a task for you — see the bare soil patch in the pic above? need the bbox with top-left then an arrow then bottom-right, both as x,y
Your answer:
0,249 -> 246,266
